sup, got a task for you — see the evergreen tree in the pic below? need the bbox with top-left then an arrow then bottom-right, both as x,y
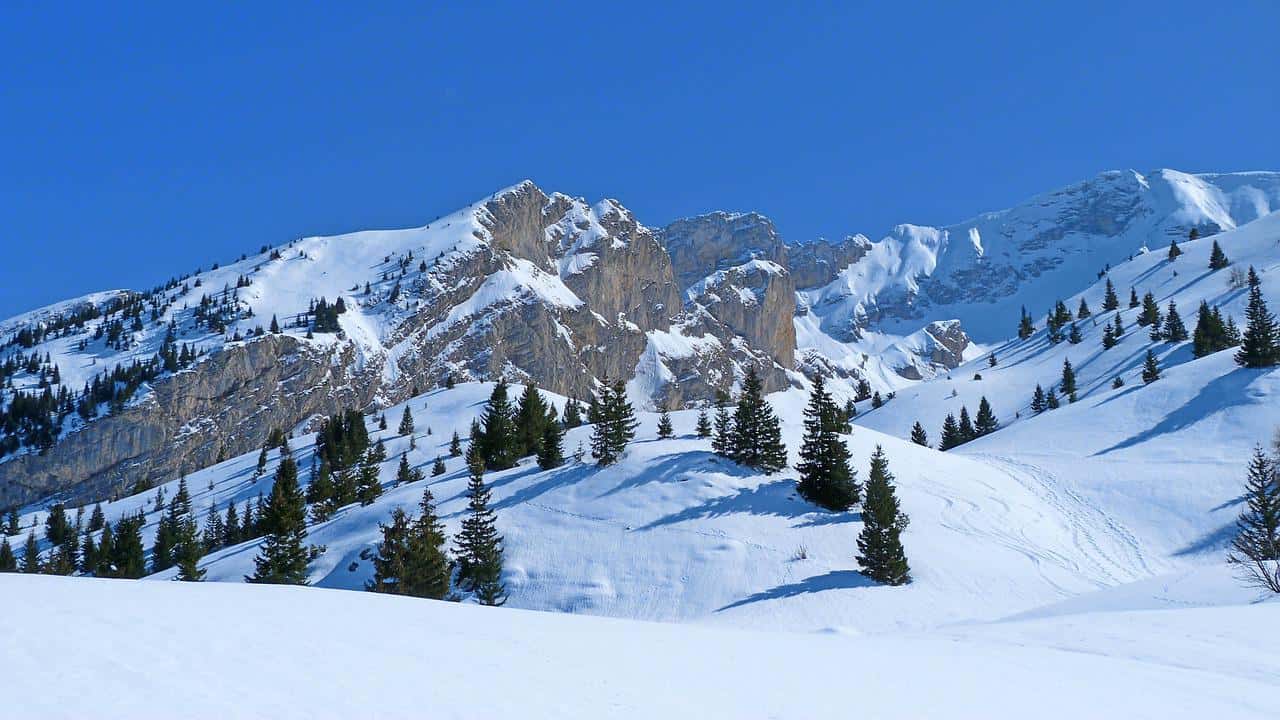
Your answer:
562,399 -> 584,429
395,454 -> 414,486
1068,323 -> 1083,344
1102,278 -> 1119,311
256,445 -> 269,477
111,513 -> 147,578
1163,301 -> 1188,342
795,376 -> 860,511
88,503 -> 105,532
223,502 -> 240,546
1112,376 -> 1124,389
449,431 -> 462,457
957,406 -> 975,443
454,445 -> 506,605
728,367 -> 787,473
1112,312 -> 1125,338
856,446 -> 911,586
1235,267 -> 1279,368
1101,323 -> 1117,350
202,502 -> 224,552
1060,359 -> 1077,401
0,537 -> 16,572
1141,349 -> 1161,383
478,380 -> 520,470
1227,446 -> 1280,592
21,530 -> 39,573
1193,301 -> 1229,357
1167,237 -> 1182,261
306,457 -> 335,515
910,421 -> 929,447
1030,384 -> 1046,414
1208,240 -> 1230,270
1129,287 -> 1140,309
172,511 -> 205,582
4,510 -> 18,537
514,382 -> 550,458
1017,305 -> 1035,339
246,456 -> 313,585
269,314 -> 281,333
974,396 -> 999,436
591,379 -> 638,466
711,392 -> 733,457
44,503 -> 70,546
398,406 -> 415,436
1139,291 -> 1162,327
1077,298 -> 1092,320
378,414 -> 387,431
408,486 -> 452,600
367,504 -> 450,600
871,391 -> 883,409
939,413 -> 961,450
1046,387 -> 1060,409
695,408 -> 712,438
537,419 -> 564,470
656,403 -> 674,439
432,455 -> 447,476
988,353 -> 997,368
357,448 -> 383,506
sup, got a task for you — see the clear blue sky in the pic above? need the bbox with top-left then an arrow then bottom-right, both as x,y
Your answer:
2,2 -> 1277,317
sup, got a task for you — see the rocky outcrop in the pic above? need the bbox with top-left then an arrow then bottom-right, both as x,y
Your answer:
659,212 -> 786,292
787,235 -> 872,289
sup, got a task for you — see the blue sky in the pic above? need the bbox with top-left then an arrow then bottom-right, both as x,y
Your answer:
1,2 -> 1277,317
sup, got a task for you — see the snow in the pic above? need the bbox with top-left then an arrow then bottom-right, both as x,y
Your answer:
3,573 -> 1277,719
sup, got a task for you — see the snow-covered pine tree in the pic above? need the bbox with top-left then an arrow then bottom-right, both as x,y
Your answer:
1235,267 -> 1279,368
1227,446 -> 1280,593
656,403 -> 674,439
856,446 -> 911,585
246,455 -> 313,585
795,375 -> 860,511
454,444 -> 506,605
1141,349 -> 1161,383
910,421 -> 929,447
728,367 -> 787,473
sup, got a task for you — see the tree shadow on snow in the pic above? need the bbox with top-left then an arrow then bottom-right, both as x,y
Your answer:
1093,368 -> 1266,456
715,570 -> 875,612
1173,523 -> 1237,557
637,478 -> 819,530
597,451 -> 751,499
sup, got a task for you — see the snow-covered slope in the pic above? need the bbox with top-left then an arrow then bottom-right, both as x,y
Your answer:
3,574 -> 1277,719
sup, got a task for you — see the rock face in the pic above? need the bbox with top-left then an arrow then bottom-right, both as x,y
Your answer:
787,235 -> 872,289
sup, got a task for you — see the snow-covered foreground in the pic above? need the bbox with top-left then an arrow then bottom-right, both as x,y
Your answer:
3,574 -> 1277,720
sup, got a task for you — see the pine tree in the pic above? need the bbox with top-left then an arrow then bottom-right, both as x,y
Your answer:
256,445 -> 269,477
1193,301 -> 1229,357
398,406 -> 415,436
478,380 -> 520,470
856,446 -> 911,586
246,455 -> 313,585
1068,323 -> 1082,344
4,510 -> 18,536
695,408 -> 712,438
44,503 -> 69,546
1101,323 -> 1117,349
223,502 -> 240,546
1017,305 -> 1035,339
454,445 -> 506,605
1060,359 -> 1077,400
939,413 -> 961,450
562,399 -> 583,429
450,431 -> 462,457
591,379 -> 638,466
367,495 -> 452,600
1141,349 -> 1161,383
0,537 -> 16,572
910,421 -> 929,447
974,396 -> 999,436
514,382 -> 550,458
88,503 -> 105,532
1163,301 -> 1188,342
366,507 -> 415,595
1227,446 -> 1280,592
728,367 -> 787,473
21,530 -> 39,573
1149,318 -> 1163,342
1235,267 -> 1279,368
1046,387 -> 1060,409
1030,384 -> 1046,414
1167,237 -> 1182,261
1102,278 -> 1119,311
1112,375 -> 1124,389
957,406 -> 975,443
1129,287 -> 1140,309
269,314 -> 281,333
1139,291 -> 1161,327
111,513 -> 147,578
711,391 -> 733,456
537,419 -> 564,470
395,454 -> 414,486
1077,298 -> 1092,320
357,448 -> 383,506
1208,240 -> 1230,270
871,391 -> 883,409
172,506 -> 206,583
988,353 -> 997,368
1113,312 -> 1125,338
795,376 -> 860,511
201,502 -> 224,552
656,403 -> 674,439
432,455 -> 447,476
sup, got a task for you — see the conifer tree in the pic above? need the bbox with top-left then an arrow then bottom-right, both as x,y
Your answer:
591,380 -> 638,466
728,367 -> 787,473
795,376 -> 860,511
449,431 -> 462,457
656,403 -> 674,439
514,382 -> 550,458
1077,298 -> 1092,320
398,406 -> 415,437
562,399 -> 583,429
1113,312 -> 1125,338
246,455 -> 313,585
974,396 -> 999,436
223,502 -> 240,546
1167,237 -> 1182,261
1141,349 -> 1161,383
202,502 -> 224,552
957,406 -> 975,443
1163,301 -> 1188,342
1030,384 -> 1046,414
0,537 -> 16,572
478,380 -> 520,470
1112,375 -> 1124,389
1046,387 -> 1060,409
1208,240 -> 1230,271
21,530 -> 39,573
939,413 -> 961,450
1068,323 -> 1083,344
454,445 -> 506,605
432,455 -> 447,476
711,391 -> 733,457
368,499 -> 452,600
256,445 -> 269,477
357,449 -> 383,506
1060,358 -> 1077,401
4,510 -> 18,537
111,513 -> 147,579
88,503 -> 105,532
172,508 -> 206,582
45,503 -> 69,546
1139,291 -> 1161,327
695,408 -> 712,438
395,454 -> 414,486
306,457 -> 335,515
988,353 -> 997,368
1129,287 -> 1140,309
537,419 -> 564,470
1017,306 -> 1035,340
270,314 -> 281,333
871,391 -> 883,408
1102,278 -> 1119,311
1101,323 -> 1117,350
367,507 -> 415,596
1227,446 -> 1280,592
856,446 -> 911,585
1235,267 -> 1279,368
910,421 -> 929,447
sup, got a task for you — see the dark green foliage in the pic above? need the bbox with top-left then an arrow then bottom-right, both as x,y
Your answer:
256,446 -> 269,477
1163,302 -> 1188,342
88,503 -> 105,532
1017,305 -> 1035,339
974,397 -> 999,436
1068,323 -> 1082,344
478,380 -> 520,470
1193,302 -> 1234,357
223,502 -> 240,546
246,456 -> 313,585
1112,376 -> 1124,389
856,446 -> 911,585
1167,238 -> 1182,261
727,367 -> 788,473
1046,387 -> 1060,409
395,454 -> 414,486
454,445 -> 505,605
44,503 -> 70,546
910,421 -> 929,447
695,409 -> 712,438
1228,446 -> 1280,565
1208,240 -> 1230,271
1101,322 -> 1117,349
21,530 -> 39,573
711,391 -> 733,456
988,353 -> 997,368
514,382 -> 551,458
1235,267 -> 1279,368
1030,384 -> 1046,414
1129,287 -> 1139,309
315,410 -> 371,472
957,406 -> 975,443
871,391 -> 883,409
4,510 -> 18,536
398,407 -> 415,437
939,413 -> 961,450
1138,291 -> 1161,327
795,376 -> 860,511
656,404 -> 674,439
367,486 -> 452,601
590,379 -> 638,467
201,502 -> 224,552
1141,349 -> 1161,383
357,449 -> 384,506
1060,359 -> 1077,400
537,420 -> 564,470
1077,298 -> 1092,319
450,431 -> 462,457
306,457 -> 336,520
310,296 -> 343,333
110,513 -> 147,578
562,399 -> 583,429
1102,278 -> 1119,311
0,537 -> 16,572
432,455 -> 447,476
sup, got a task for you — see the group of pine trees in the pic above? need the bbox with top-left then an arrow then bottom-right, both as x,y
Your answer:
710,367 -> 787,473
366,485 -> 451,600
475,380 -> 567,471
931,397 -> 999,451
